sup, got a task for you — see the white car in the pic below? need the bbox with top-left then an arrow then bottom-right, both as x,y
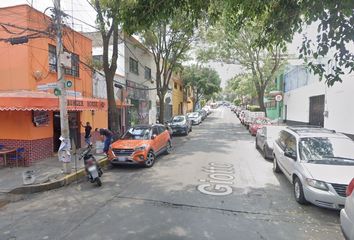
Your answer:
273,126 -> 354,210
187,112 -> 202,125
340,178 -> 354,240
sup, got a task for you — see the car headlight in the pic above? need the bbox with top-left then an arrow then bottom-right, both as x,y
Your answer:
134,145 -> 147,151
306,178 -> 329,191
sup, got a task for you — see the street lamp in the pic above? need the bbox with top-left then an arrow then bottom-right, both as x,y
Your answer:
114,83 -> 124,133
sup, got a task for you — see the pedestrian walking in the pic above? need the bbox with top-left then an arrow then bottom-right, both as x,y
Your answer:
95,128 -> 113,154
81,121 -> 92,146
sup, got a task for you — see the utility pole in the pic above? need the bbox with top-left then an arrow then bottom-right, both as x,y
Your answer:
54,0 -> 71,174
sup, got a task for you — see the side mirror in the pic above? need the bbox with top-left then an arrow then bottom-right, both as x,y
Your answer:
284,150 -> 297,160
151,134 -> 157,140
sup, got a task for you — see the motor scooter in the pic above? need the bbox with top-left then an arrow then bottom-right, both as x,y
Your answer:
79,145 -> 103,187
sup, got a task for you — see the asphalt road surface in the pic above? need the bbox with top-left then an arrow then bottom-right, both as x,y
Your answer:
0,107 -> 343,240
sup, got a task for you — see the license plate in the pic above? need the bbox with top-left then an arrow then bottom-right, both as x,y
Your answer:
118,157 -> 128,162
88,166 -> 98,178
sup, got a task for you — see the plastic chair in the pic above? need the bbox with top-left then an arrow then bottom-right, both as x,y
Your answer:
7,148 -> 25,167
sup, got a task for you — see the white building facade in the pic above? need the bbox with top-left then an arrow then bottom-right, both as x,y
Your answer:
85,32 -> 157,129
283,65 -> 354,138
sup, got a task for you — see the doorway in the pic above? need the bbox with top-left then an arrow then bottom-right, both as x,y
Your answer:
53,111 -> 81,152
309,95 -> 325,127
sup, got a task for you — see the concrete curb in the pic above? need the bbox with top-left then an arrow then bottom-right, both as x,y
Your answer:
8,157 -> 109,195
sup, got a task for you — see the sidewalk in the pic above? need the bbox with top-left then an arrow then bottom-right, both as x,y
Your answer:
0,149 -> 108,196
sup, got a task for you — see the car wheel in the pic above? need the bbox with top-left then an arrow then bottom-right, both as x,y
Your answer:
293,177 -> 308,204
144,151 -> 155,168
263,146 -> 268,159
255,138 -> 259,150
165,141 -> 172,154
273,156 -> 281,173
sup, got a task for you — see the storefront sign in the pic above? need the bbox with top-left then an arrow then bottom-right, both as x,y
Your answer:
32,111 -> 50,127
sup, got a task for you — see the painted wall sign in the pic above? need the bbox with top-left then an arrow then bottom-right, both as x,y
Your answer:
197,162 -> 235,196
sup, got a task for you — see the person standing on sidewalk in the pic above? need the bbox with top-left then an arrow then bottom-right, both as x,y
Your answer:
81,122 -> 92,146
95,128 -> 113,154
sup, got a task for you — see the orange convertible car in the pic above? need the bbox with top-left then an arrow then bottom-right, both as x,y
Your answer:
108,124 -> 172,167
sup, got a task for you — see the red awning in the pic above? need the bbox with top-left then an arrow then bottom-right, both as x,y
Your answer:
0,91 -> 128,111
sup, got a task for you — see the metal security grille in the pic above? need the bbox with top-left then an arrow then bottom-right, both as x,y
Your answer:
309,95 -> 325,127
331,183 -> 347,197
113,149 -> 134,156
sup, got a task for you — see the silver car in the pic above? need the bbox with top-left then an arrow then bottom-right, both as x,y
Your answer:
256,125 -> 285,159
341,178 -> 354,240
273,126 -> 354,210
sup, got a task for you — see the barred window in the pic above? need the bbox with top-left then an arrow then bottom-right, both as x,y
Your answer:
129,57 -> 139,75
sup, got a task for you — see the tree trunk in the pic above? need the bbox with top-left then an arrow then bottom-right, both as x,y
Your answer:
106,71 -> 120,133
256,86 -> 267,116
158,91 -> 167,123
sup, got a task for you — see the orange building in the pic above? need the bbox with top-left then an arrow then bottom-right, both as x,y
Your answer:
0,5 -> 108,164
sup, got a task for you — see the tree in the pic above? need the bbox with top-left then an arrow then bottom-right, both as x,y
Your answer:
226,74 -> 257,104
221,0 -> 354,86
182,65 -> 221,111
139,11 -> 196,123
92,0 -> 213,130
198,23 -> 284,113
92,0 -> 120,133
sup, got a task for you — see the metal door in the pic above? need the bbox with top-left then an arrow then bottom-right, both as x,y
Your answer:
309,95 -> 325,127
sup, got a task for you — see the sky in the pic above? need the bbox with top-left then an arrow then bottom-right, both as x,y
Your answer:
0,0 -> 308,88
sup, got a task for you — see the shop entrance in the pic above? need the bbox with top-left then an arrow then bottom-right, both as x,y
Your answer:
53,111 -> 81,152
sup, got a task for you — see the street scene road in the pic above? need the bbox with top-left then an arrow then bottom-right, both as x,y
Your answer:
0,107 -> 342,240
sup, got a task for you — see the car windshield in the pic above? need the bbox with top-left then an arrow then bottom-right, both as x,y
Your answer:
299,137 -> 354,165
172,116 -> 185,122
122,127 -> 150,140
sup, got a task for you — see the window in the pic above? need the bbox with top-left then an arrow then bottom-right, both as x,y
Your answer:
129,57 -> 139,75
277,130 -> 288,151
174,83 -> 178,89
93,55 -> 103,63
158,126 -> 166,134
48,44 -> 80,77
144,66 -> 151,80
152,127 -> 159,136
285,135 -> 297,155
64,53 -> 79,77
180,85 -> 182,91
48,44 -> 57,72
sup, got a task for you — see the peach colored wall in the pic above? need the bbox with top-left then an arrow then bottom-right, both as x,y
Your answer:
0,5 -> 92,95
0,5 -> 94,143
0,111 -> 53,140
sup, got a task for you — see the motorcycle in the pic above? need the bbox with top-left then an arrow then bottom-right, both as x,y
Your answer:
79,145 -> 103,187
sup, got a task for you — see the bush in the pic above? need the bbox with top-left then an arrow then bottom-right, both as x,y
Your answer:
247,105 -> 261,112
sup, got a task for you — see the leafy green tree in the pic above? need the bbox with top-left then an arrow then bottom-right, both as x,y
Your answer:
92,0 -> 215,129
182,65 -> 221,111
139,11 -> 196,123
199,22 -> 284,113
221,0 -> 354,85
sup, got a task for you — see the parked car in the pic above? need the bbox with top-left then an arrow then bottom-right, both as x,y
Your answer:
340,178 -> 354,240
168,115 -> 192,136
273,126 -> 354,209
197,109 -> 207,121
108,124 -> 172,168
249,117 -> 272,136
203,105 -> 212,115
244,111 -> 265,129
256,125 -> 285,159
187,112 -> 202,125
